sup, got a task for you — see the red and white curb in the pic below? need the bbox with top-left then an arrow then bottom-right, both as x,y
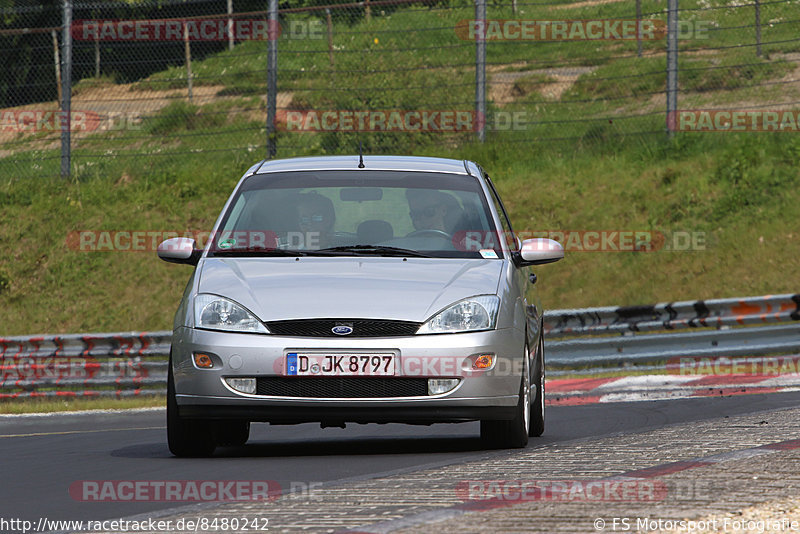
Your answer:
546,374 -> 800,406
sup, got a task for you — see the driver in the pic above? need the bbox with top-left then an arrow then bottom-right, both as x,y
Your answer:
296,192 -> 335,249
406,190 -> 451,234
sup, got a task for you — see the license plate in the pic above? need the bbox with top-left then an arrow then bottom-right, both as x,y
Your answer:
285,353 -> 396,376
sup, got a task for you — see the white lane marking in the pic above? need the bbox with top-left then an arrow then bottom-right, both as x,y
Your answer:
0,426 -> 163,438
0,407 -> 164,419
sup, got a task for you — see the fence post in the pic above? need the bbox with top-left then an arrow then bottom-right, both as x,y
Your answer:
228,0 -> 234,51
94,34 -> 100,77
365,0 -> 371,21
636,0 -> 642,58
184,24 -> 193,102
666,0 -> 678,137
61,0 -> 73,178
754,0 -> 762,57
52,30 -> 62,107
326,8 -> 334,66
475,0 -> 486,143
266,0 -> 278,159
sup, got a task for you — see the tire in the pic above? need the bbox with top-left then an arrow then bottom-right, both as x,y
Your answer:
167,358 -> 217,457
216,421 -> 250,447
529,334 -> 545,437
480,344 -> 530,448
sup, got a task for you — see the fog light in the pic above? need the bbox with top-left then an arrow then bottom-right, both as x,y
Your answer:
225,377 -> 256,394
428,378 -> 459,395
193,353 -> 214,368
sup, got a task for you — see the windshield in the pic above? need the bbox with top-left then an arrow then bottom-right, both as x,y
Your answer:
208,170 -> 503,259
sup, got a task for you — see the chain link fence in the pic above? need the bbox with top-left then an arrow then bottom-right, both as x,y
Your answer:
1,0 -> 798,178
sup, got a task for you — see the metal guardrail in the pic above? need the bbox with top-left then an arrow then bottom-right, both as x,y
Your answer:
546,323 -> 800,367
544,294 -> 800,374
0,331 -> 170,399
1,294 -> 798,397
543,293 -> 800,337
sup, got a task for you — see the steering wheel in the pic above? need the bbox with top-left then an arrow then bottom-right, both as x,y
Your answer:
406,229 -> 452,239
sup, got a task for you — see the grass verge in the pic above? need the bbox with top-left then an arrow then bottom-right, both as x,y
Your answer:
0,396 -> 165,415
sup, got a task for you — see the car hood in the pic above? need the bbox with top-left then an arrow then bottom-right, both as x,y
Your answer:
196,257 -> 503,322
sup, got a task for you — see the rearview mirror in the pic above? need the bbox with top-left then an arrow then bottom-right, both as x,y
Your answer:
516,238 -> 564,266
340,187 -> 383,201
157,237 -> 201,266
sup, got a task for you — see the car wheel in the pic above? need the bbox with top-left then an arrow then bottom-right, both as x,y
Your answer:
216,421 -> 250,447
529,335 -> 545,437
167,357 -> 217,457
480,344 -> 530,448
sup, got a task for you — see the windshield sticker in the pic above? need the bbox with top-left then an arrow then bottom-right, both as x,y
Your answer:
479,249 -> 498,259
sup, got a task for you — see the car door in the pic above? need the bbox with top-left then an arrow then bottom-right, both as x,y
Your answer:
484,173 -> 541,349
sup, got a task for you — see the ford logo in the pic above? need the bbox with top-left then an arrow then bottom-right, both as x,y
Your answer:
332,325 -> 353,336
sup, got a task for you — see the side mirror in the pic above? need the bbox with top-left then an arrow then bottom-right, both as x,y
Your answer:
515,238 -> 564,266
157,237 -> 201,266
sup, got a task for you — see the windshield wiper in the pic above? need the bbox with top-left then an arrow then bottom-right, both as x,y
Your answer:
317,245 -> 432,258
209,248 -> 309,257
210,245 -> 432,258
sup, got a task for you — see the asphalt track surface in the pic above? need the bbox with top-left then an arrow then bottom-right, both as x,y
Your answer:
2,391 -> 800,526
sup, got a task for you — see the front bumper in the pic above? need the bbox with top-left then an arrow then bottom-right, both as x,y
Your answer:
171,326 -> 525,424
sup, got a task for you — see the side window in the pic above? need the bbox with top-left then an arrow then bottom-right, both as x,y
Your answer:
485,175 -> 518,251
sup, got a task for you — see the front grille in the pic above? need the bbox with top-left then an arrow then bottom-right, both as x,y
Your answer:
265,319 -> 421,337
256,377 -> 429,398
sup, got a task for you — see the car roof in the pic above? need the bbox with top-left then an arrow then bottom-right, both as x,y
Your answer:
251,155 -> 478,176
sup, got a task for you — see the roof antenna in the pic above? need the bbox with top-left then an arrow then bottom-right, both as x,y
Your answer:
358,141 -> 365,168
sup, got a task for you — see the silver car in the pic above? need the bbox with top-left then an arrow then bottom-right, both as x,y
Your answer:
158,155 -> 563,457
